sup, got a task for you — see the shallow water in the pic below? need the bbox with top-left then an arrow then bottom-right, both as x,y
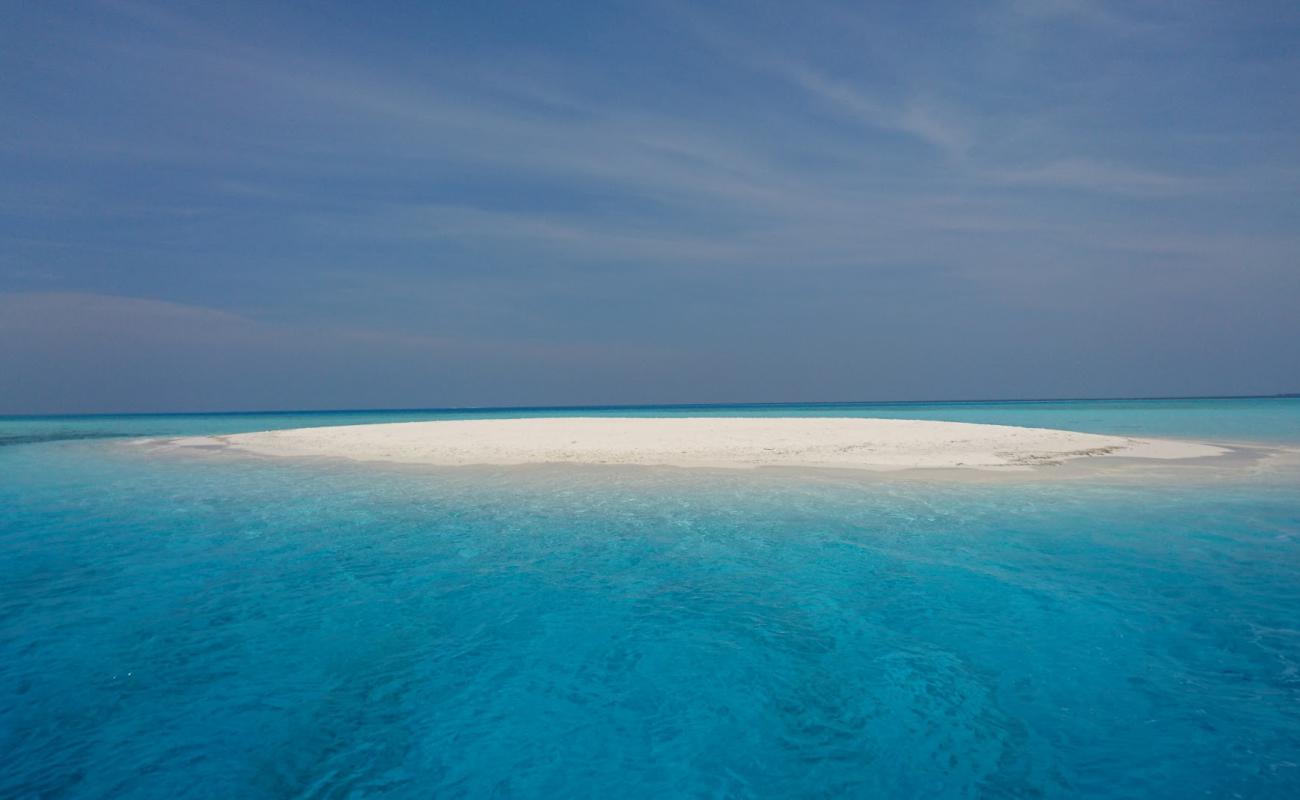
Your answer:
3,399 -> 1300,797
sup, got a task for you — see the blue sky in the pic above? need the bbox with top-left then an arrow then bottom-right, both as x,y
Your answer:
2,0 -> 1298,413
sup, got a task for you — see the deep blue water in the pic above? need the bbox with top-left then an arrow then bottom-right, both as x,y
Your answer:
3,399 -> 1300,798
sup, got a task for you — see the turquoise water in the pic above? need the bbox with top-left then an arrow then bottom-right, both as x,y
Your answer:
3,399 -> 1300,797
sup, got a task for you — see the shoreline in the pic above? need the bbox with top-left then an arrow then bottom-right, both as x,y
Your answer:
144,417 -> 1231,474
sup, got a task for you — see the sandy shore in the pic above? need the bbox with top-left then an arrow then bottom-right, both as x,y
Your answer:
154,417 -> 1229,472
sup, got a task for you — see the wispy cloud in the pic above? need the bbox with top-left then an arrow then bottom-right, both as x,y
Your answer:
305,204 -> 754,263
986,159 -> 1200,195
769,61 -> 973,159
1003,0 -> 1154,35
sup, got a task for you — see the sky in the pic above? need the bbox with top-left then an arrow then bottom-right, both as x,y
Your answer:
2,0 -> 1299,414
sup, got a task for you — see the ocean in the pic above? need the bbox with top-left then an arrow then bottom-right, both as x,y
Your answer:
3,398 -> 1299,797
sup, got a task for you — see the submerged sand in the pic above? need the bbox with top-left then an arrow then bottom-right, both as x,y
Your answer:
154,417 -> 1229,472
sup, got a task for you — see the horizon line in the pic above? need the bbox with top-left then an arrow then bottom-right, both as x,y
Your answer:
4,392 -> 1298,420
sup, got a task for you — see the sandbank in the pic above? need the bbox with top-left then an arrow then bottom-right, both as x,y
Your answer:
152,417 -> 1229,473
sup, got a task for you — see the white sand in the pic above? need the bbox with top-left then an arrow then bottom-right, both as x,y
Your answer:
157,417 -> 1229,472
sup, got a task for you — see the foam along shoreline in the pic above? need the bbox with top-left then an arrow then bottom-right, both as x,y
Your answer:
152,417 -> 1230,472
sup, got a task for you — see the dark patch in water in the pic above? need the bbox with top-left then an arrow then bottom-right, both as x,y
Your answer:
0,432 -> 130,448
